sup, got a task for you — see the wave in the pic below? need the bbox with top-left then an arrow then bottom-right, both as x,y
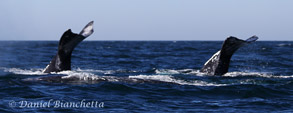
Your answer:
155,69 -> 206,76
223,72 -> 293,78
1,67 -> 114,75
55,72 -> 225,86
57,71 -> 121,82
2,67 -> 292,86
129,75 -> 226,86
277,43 -> 292,47
155,69 -> 293,78
1,67 -> 46,75
3,67 -> 222,86
75,68 -> 114,74
3,67 -> 292,79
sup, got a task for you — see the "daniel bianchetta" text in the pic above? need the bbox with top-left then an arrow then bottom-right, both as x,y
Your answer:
16,99 -> 104,108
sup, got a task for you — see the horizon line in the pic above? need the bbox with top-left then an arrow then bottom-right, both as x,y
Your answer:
0,40 -> 292,41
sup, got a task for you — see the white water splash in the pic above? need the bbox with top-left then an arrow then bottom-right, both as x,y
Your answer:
75,68 -> 114,74
59,71 -> 101,81
58,70 -> 120,82
1,67 -> 115,75
223,72 -> 293,78
155,69 -> 293,78
2,68 -> 47,75
155,69 -> 180,74
155,69 -> 213,76
129,75 -> 226,86
2,67 -> 292,85
277,43 -> 291,47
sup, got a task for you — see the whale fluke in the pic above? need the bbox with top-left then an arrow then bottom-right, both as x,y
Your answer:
200,36 -> 258,75
43,21 -> 94,73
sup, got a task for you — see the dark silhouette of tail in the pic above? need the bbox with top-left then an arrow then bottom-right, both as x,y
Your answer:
200,36 -> 258,75
43,21 -> 94,73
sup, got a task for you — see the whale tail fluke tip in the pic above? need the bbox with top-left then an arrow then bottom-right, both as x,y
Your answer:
79,21 -> 94,37
245,35 -> 258,43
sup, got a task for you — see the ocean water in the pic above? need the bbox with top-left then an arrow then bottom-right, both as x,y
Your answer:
0,41 -> 292,112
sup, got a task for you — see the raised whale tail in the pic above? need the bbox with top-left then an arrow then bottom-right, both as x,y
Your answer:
43,21 -> 94,73
200,35 -> 258,75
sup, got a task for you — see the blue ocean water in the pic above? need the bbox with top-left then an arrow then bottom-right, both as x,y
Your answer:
0,41 -> 292,112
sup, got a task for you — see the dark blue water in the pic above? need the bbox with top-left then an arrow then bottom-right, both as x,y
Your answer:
0,41 -> 292,112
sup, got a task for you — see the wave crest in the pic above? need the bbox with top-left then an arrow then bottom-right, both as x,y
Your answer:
129,75 -> 226,86
2,68 -> 46,75
224,72 -> 293,78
